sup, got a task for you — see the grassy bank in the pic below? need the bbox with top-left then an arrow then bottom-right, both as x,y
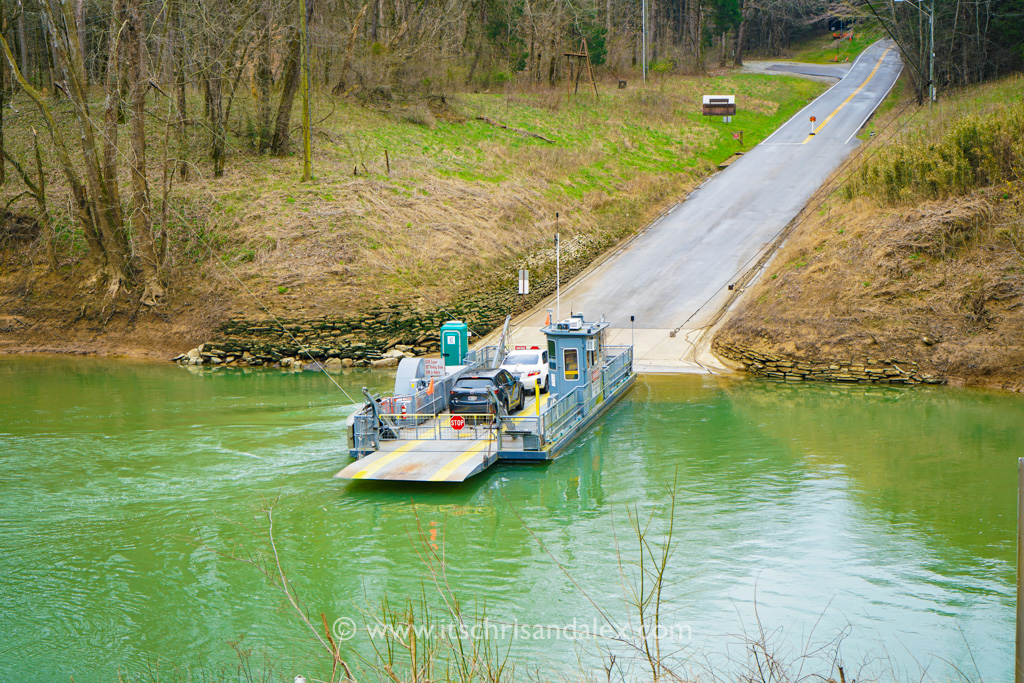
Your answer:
785,22 -> 884,64
715,74 -> 1024,391
0,72 -> 824,356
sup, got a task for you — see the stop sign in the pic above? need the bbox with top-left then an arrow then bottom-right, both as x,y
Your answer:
450,415 -> 465,430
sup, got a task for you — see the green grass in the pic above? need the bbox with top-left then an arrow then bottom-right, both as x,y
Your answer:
843,74 -> 1024,203
1,70 -> 826,312
786,22 -> 884,65
255,71 -> 826,198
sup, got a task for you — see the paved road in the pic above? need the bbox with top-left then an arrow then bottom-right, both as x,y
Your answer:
498,42 -> 902,369
767,63 -> 852,79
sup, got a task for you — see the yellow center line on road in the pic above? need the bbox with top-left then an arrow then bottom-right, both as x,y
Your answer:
350,439 -> 422,479
802,47 -> 892,144
428,437 -> 494,482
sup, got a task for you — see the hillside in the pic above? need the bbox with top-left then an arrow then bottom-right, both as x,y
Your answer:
714,74 -> 1024,391
0,73 -> 824,359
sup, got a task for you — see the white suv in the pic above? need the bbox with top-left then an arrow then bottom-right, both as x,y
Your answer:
499,348 -> 550,394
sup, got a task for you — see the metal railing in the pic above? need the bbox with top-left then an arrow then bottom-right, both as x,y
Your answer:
350,344 -> 633,456
602,346 -> 633,393
463,346 -> 501,369
384,413 -> 496,440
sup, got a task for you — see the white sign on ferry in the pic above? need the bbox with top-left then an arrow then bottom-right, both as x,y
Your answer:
423,357 -> 445,376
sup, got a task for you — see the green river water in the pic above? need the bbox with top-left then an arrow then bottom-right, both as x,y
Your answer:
0,356 -> 1019,682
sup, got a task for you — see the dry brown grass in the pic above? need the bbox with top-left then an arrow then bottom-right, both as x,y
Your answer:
718,184 -> 1024,389
716,73 -> 1024,390
1,70 -> 821,354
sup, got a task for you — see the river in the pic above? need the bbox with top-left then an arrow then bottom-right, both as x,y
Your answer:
0,357 -> 1018,681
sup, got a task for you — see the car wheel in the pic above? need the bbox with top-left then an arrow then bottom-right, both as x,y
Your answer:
517,391 -> 525,411
541,376 -> 550,393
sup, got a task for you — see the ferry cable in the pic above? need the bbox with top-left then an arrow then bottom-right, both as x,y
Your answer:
49,88 -> 361,403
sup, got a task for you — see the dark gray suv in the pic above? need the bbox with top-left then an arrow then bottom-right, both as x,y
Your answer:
448,369 -> 525,414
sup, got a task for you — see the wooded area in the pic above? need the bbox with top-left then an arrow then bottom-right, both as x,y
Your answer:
0,0 -> 1020,307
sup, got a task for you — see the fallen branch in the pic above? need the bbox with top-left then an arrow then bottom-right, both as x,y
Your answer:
475,116 -> 554,143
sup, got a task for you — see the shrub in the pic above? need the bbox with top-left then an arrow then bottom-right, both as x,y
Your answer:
848,98 -> 1024,204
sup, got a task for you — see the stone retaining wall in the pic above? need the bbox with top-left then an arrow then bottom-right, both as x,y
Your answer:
176,235 -> 608,367
713,340 -> 946,385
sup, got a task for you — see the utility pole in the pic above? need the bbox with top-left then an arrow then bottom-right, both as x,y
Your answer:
641,0 -> 647,83
895,0 -> 936,106
928,0 -> 935,105
299,0 -> 312,181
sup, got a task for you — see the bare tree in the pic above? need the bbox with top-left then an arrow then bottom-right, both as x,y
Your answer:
0,0 -> 165,304
126,0 -> 163,305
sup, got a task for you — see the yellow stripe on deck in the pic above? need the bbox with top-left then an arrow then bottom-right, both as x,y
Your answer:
802,47 -> 892,144
349,439 -> 422,479
428,438 -> 493,482
507,392 -> 549,426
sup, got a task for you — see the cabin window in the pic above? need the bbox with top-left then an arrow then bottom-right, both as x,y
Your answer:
563,348 -> 579,381
547,340 -> 556,369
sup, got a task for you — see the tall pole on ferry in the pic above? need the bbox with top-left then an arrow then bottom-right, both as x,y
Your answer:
555,212 -> 561,322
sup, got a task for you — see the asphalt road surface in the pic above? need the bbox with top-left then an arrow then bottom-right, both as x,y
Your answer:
500,41 -> 903,370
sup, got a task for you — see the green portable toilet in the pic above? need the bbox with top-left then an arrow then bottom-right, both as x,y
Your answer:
440,320 -> 469,367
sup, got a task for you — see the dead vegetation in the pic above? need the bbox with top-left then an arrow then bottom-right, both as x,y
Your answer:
716,80 -> 1024,390
716,73 -> 1024,390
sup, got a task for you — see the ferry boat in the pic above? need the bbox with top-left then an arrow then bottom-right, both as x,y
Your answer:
336,312 -> 636,482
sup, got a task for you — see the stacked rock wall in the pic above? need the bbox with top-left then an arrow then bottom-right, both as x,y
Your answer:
713,340 -> 945,385
176,235 -> 608,367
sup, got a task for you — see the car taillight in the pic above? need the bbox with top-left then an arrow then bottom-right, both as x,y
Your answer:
527,372 -> 539,377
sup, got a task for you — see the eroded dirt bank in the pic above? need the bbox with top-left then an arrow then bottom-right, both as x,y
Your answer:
714,75 -> 1024,392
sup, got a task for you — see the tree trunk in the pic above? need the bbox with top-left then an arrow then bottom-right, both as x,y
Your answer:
125,0 -> 162,305
31,131 -> 57,270
170,0 -> 188,178
43,12 -> 63,96
255,0 -> 273,152
547,35 -> 557,86
100,0 -> 125,242
333,2 -> 369,96
465,42 -> 482,86
16,1 -> 27,84
687,0 -> 703,72
734,2 -> 747,67
1,11 -> 103,279
271,30 -> 301,155
206,68 -> 225,176
76,0 -> 86,83
48,0 -> 129,294
0,0 -> 6,187
93,0 -> 129,294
